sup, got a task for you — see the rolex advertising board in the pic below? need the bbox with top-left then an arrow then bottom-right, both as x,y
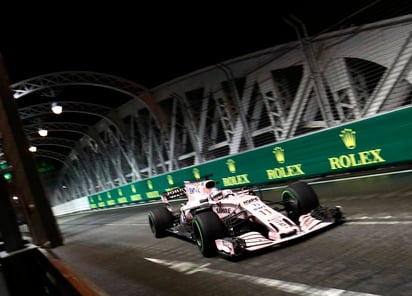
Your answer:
89,107 -> 412,209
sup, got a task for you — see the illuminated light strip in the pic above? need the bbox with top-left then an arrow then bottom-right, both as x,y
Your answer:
104,223 -> 147,226
352,215 -> 412,219
145,258 -> 380,296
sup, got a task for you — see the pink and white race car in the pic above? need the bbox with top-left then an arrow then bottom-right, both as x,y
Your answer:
148,179 -> 344,258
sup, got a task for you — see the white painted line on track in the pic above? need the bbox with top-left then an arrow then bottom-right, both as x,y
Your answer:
104,223 -> 147,226
145,258 -> 381,296
101,219 -> 412,226
346,221 -> 412,225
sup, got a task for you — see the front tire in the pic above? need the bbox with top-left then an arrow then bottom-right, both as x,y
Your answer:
148,207 -> 174,238
281,181 -> 320,224
192,211 -> 227,257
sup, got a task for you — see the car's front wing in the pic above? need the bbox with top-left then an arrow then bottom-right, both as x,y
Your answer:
215,211 -> 342,257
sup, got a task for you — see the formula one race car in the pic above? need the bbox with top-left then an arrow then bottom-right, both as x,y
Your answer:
148,179 -> 344,258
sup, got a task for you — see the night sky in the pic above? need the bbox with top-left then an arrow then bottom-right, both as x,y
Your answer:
2,0 -> 409,88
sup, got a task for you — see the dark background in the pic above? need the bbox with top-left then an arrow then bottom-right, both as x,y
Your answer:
0,0 -> 410,174
1,0 -> 410,87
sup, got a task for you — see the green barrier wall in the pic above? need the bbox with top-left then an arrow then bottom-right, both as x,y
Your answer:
88,106 -> 412,209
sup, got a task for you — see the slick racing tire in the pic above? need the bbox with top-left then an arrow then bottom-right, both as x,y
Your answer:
192,211 -> 227,258
281,181 -> 320,224
148,207 -> 174,238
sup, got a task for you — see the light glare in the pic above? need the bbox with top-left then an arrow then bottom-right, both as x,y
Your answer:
29,146 -> 37,152
51,102 -> 63,114
38,128 -> 48,137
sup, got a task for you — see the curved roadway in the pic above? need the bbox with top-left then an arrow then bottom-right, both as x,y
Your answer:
52,169 -> 412,296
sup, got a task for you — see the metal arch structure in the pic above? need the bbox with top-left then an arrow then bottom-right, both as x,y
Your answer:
34,150 -> 69,166
145,15 -> 412,164
11,71 -> 170,131
15,88 -> 153,204
19,100 -> 146,202
10,72 -> 171,204
25,122 -> 116,201
24,122 -> 101,162
20,101 -> 128,142
20,101 -> 131,143
25,122 -> 129,181
19,101 -> 112,120
29,137 -> 77,153
24,122 -> 94,137
23,121 -> 132,196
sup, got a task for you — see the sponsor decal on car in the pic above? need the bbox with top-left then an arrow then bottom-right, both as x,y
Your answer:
243,197 -> 259,205
215,207 -> 232,214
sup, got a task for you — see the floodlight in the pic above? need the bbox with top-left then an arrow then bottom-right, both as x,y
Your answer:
38,128 -> 48,137
51,102 -> 63,114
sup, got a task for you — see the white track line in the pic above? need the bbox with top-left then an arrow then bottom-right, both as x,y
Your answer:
145,258 -> 380,296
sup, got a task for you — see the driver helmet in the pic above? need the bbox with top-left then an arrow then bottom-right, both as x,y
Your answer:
221,189 -> 233,198
210,190 -> 223,201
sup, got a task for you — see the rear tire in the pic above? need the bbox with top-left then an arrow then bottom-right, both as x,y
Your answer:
192,211 -> 227,257
281,181 -> 320,224
148,207 -> 174,238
